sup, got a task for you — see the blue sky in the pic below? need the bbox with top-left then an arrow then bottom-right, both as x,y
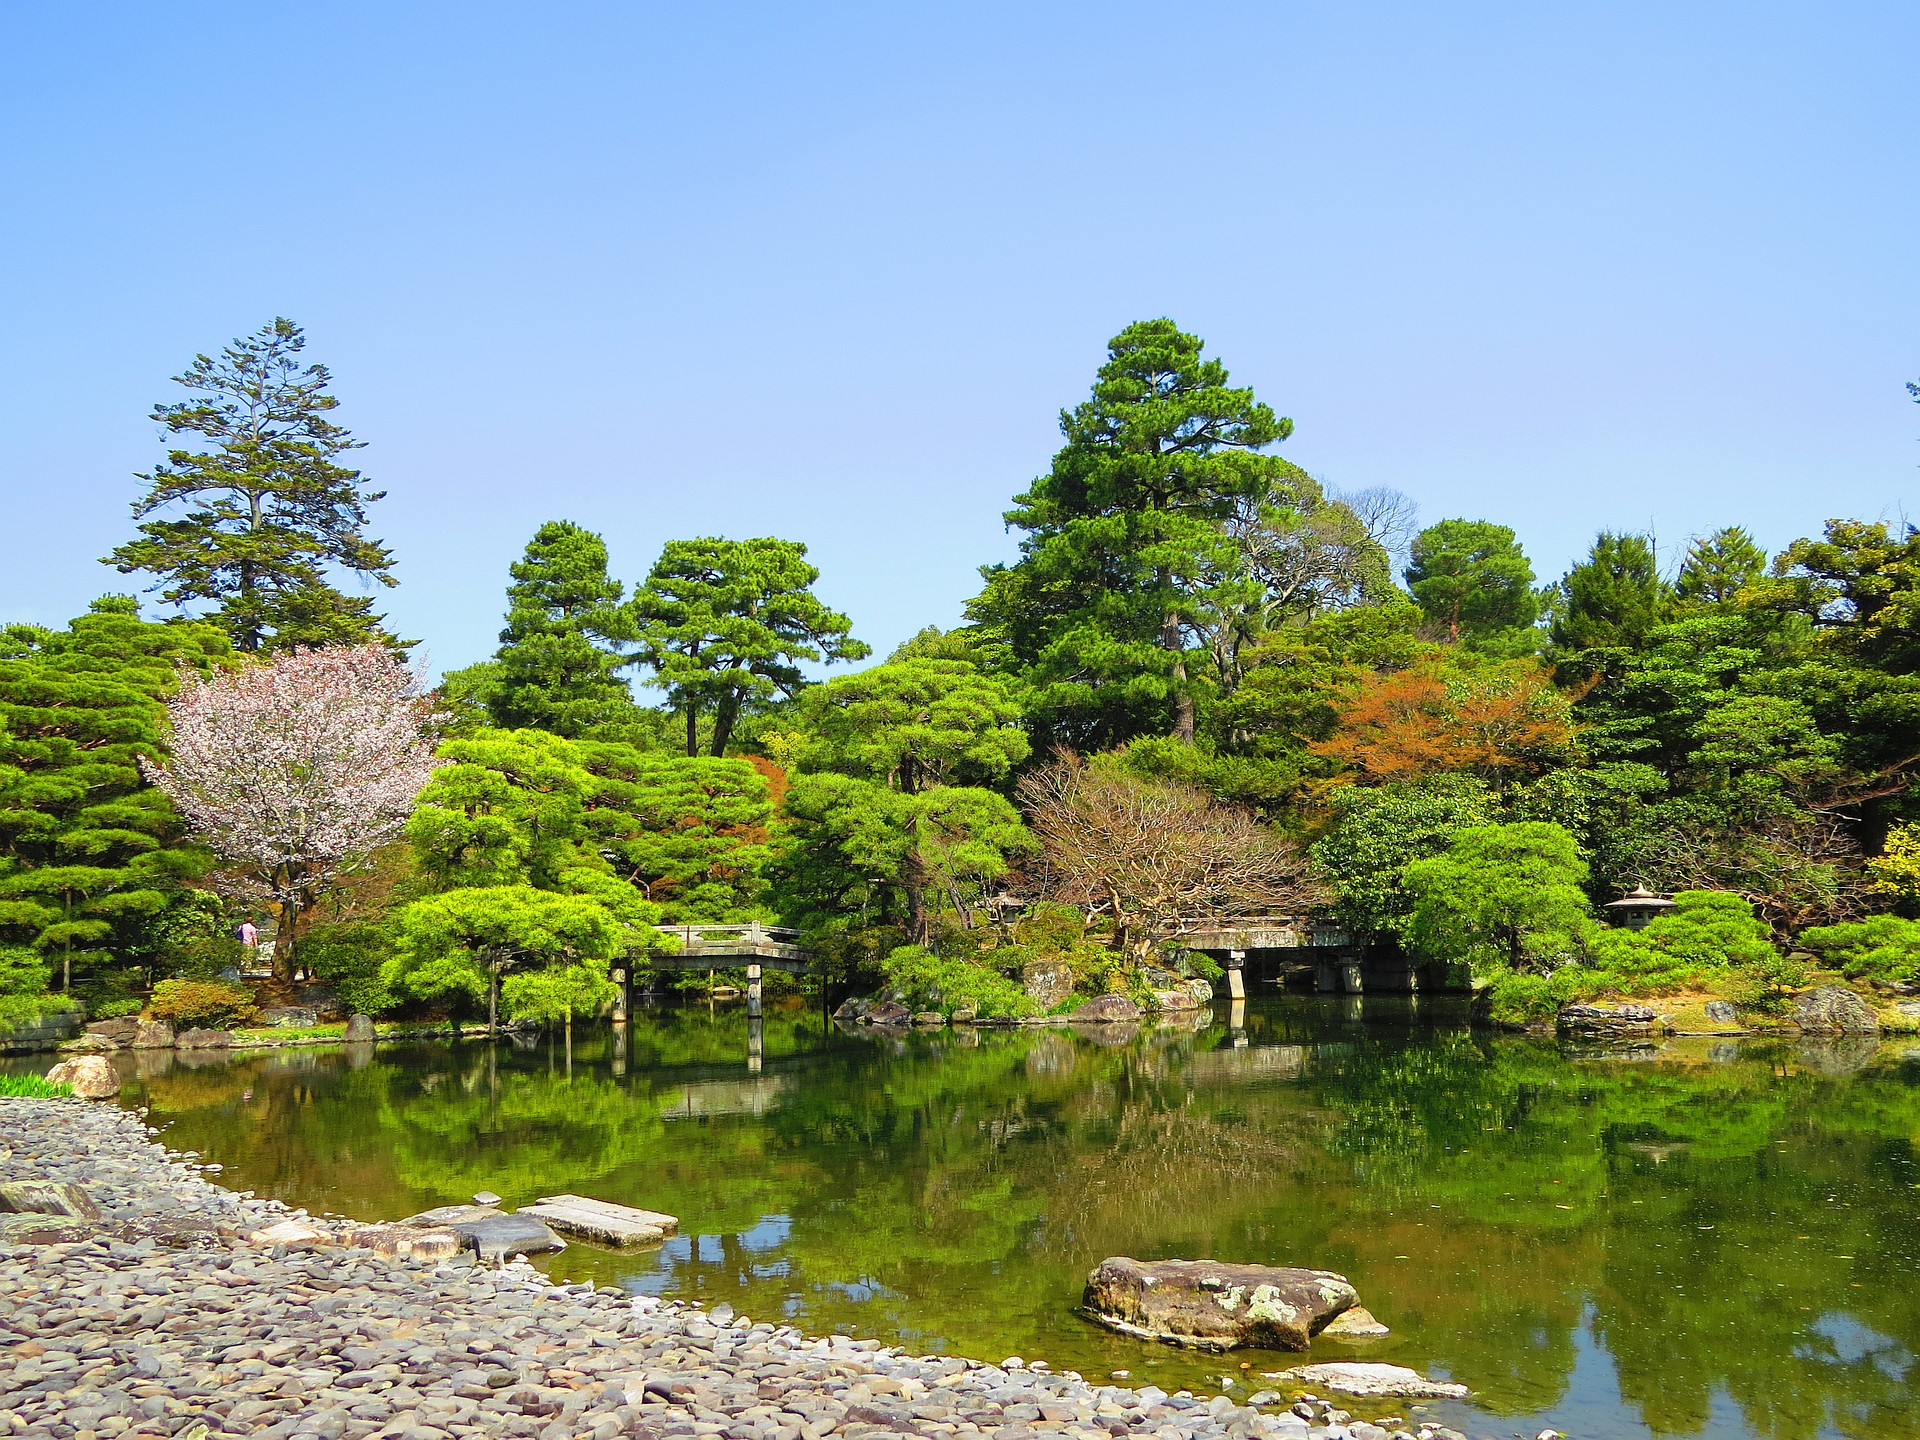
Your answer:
3,3 -> 1916,678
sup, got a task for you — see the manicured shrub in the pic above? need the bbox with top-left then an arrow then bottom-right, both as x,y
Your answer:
881,946 -> 1037,1019
1798,915 -> 1920,986
1486,890 -> 1782,1024
148,978 -> 256,1029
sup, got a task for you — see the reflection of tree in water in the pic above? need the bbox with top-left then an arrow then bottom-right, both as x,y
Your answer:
116,1008 -> 1920,1438
1310,1032 -> 1920,1437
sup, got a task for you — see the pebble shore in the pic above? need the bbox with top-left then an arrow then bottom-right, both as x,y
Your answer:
0,1100 -> 1474,1440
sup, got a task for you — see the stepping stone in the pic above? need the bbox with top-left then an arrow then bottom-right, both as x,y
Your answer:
518,1194 -> 678,1247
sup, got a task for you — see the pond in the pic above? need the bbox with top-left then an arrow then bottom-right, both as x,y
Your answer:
23,996 -> 1920,1440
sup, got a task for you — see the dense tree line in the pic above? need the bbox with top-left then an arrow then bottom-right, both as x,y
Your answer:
4,315 -> 1919,1030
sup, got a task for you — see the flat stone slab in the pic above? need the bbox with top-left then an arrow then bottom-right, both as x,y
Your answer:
1266,1362 -> 1467,1398
519,1193 -> 679,1248
401,1204 -> 564,1261
1082,1257 -> 1359,1351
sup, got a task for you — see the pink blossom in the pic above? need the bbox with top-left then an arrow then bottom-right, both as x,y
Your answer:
145,645 -> 442,972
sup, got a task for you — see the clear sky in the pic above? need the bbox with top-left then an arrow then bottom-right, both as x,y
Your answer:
3,3 -> 1916,677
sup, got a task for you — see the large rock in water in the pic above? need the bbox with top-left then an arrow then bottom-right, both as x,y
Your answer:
1556,1003 -> 1658,1037
1792,985 -> 1879,1034
1082,1257 -> 1359,1351
1072,995 -> 1142,1024
44,1055 -> 119,1098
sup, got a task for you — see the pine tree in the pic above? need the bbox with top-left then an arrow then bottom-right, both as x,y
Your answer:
0,598 -> 230,996
468,521 -> 641,738
969,319 -> 1299,747
1404,520 -> 1540,644
1676,526 -> 1767,608
105,318 -> 401,652
1551,532 -> 1672,651
629,537 -> 868,757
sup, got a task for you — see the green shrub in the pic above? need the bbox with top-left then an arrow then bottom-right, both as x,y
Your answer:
0,1074 -> 73,1098
881,946 -> 1037,1019
1797,916 -> 1920,986
1488,891 -> 1782,1024
301,921 -> 399,1015
0,945 -> 52,1001
1727,950 -> 1810,1013
149,978 -> 256,1029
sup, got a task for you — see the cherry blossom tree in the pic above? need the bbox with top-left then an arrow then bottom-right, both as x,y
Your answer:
145,645 -> 440,979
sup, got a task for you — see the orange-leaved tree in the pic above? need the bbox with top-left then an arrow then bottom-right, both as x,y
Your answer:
1310,659 -> 1584,790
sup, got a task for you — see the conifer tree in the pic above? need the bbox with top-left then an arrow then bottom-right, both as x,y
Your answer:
1404,519 -> 1540,645
629,537 -> 868,757
969,319 -> 1299,747
0,598 -> 230,995
1676,527 -> 1767,608
471,521 -> 640,738
1550,532 -> 1672,651
105,318 -> 401,652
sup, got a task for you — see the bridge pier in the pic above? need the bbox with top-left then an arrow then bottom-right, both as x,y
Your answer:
1226,950 -> 1246,1000
1316,957 -> 1363,994
746,963 -> 763,1018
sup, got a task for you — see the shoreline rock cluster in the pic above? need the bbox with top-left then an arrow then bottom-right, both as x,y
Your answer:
0,1098 -> 1481,1440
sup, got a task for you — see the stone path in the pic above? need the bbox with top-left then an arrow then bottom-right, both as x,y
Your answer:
0,1100 -> 1473,1440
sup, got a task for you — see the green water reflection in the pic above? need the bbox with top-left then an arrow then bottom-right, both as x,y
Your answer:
65,999 -> 1920,1439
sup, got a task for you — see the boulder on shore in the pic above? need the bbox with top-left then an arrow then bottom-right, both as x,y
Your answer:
1556,1003 -> 1658,1037
44,1054 -> 119,1098
85,1017 -> 142,1044
1082,1257 -> 1359,1351
402,1204 -> 562,1262
1791,985 -> 1880,1035
129,1019 -> 174,1049
1152,989 -> 1201,1012
1021,958 -> 1075,1010
175,1028 -> 236,1049
865,1002 -> 911,1027
1071,995 -> 1142,1024
0,1179 -> 102,1220
258,1006 -> 321,1029
342,1014 -> 377,1043
58,1034 -> 120,1054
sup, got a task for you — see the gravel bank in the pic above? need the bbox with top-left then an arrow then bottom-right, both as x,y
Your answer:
0,1100 -> 1472,1440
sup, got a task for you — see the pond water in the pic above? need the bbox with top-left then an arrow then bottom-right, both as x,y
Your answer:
24,996 -> 1920,1440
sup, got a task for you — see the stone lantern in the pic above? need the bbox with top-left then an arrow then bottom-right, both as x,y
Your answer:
1604,885 -> 1677,930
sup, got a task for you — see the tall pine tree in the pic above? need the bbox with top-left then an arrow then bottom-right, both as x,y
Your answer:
968,319 -> 1299,747
458,521 -> 642,739
106,318 -> 402,652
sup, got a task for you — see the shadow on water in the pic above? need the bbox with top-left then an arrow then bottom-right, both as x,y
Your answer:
15,996 -> 1920,1440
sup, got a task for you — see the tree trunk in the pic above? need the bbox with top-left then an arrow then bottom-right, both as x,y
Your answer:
903,849 -> 930,948
709,691 -> 740,757
487,963 -> 501,1037
1160,607 -> 1194,745
273,900 -> 298,984
685,701 -> 699,759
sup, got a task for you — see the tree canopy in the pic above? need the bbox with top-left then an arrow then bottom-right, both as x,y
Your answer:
629,536 -> 868,757
105,318 -> 401,653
